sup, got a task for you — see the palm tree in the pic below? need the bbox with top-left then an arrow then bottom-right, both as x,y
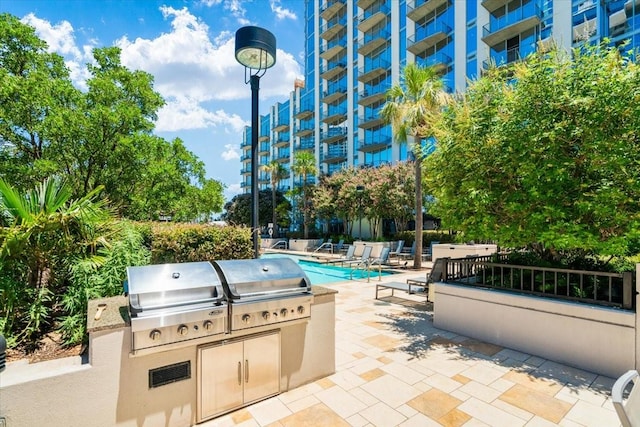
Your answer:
291,151 -> 317,239
380,63 -> 449,269
261,160 -> 287,237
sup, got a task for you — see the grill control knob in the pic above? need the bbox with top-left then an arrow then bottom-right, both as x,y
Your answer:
262,311 -> 271,321
280,308 -> 288,318
203,320 -> 213,331
177,324 -> 189,336
242,314 -> 251,324
149,329 -> 161,341
297,305 -> 305,315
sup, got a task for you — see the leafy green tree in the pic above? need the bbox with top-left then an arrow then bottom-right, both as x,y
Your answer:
0,177 -> 113,346
381,63 -> 449,268
0,13 -> 79,188
291,151 -> 317,238
223,190 -> 291,230
426,44 -> 640,260
261,160 -> 288,236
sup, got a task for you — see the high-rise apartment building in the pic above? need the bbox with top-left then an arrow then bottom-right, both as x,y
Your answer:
240,0 -> 640,226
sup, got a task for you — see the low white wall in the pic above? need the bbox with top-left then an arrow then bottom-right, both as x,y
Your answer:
432,243 -> 497,262
434,282 -> 636,378
352,241 -> 390,258
289,239 -> 322,252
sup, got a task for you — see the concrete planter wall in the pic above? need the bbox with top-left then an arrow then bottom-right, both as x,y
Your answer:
288,239 -> 322,252
434,282 -> 637,378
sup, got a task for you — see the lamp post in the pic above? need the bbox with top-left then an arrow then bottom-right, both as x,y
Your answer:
356,185 -> 364,240
235,26 -> 276,259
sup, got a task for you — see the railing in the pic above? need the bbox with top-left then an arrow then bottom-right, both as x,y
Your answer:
441,256 -> 634,310
482,2 -> 541,38
270,240 -> 288,249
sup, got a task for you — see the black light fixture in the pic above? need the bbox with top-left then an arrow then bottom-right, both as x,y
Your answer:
235,26 -> 276,259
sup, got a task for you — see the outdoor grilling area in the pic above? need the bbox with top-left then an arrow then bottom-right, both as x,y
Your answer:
0,258 -> 337,427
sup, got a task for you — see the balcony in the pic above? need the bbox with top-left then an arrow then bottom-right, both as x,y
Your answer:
274,134 -> 290,148
357,0 -> 377,11
357,3 -> 389,33
416,51 -> 453,73
240,181 -> 250,190
481,0 -> 508,13
320,60 -> 347,80
240,153 -> 251,162
407,0 -> 449,22
358,133 -> 391,152
294,102 -> 314,120
273,119 -> 290,133
320,36 -> 347,61
321,144 -> 348,164
358,57 -> 390,83
358,29 -> 390,56
321,85 -> 347,105
320,0 -> 345,20
408,20 -> 451,55
294,120 -> 314,137
358,84 -> 389,106
609,9 -> 627,37
241,166 -> 252,175
320,16 -> 347,40
482,2 -> 542,47
572,18 -> 597,43
275,151 -> 290,162
241,140 -> 251,149
295,137 -> 315,151
358,112 -> 385,130
258,143 -> 270,156
321,106 -> 347,125
320,127 -> 348,145
258,134 -> 270,142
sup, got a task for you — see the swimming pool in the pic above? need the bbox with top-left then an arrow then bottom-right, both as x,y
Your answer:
261,252 -> 395,285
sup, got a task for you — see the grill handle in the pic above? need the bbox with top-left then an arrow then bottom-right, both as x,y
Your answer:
129,296 -> 221,314
231,287 -> 311,299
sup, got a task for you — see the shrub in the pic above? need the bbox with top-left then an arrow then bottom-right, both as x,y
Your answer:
149,223 -> 252,263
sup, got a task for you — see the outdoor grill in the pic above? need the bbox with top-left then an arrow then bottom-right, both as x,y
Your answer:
212,258 -> 312,332
126,261 -> 228,354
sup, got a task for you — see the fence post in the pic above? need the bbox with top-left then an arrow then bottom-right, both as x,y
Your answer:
623,271 -> 633,309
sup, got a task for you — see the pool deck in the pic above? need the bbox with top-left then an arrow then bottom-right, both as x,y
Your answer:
201,269 -> 621,427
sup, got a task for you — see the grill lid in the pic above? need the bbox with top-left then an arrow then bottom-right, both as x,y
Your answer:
213,258 -> 311,300
126,261 -> 224,314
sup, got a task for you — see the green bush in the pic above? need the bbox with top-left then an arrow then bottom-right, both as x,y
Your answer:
395,231 -> 456,248
149,223 -> 253,263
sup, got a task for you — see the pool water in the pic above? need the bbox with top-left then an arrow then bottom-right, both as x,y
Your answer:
261,252 -> 395,285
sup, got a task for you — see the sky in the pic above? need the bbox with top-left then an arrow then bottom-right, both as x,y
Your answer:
1,0 -> 306,201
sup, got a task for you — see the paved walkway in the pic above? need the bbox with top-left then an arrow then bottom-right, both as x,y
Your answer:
202,271 -> 621,427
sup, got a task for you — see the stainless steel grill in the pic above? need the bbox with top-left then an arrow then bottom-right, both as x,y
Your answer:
126,261 -> 227,353
212,258 -> 312,332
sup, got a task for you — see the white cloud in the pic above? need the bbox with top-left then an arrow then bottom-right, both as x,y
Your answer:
225,182 -> 242,197
270,0 -> 297,20
117,6 -> 302,131
221,144 -> 240,161
156,98 -> 248,132
22,13 -> 82,59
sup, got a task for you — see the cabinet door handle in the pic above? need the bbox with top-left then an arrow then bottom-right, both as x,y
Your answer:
237,361 -> 242,386
245,359 -> 249,383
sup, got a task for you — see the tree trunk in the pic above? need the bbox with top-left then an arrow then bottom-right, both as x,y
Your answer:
414,159 -> 423,269
271,187 -> 277,237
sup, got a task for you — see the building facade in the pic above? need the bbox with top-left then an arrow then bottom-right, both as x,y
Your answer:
240,0 -> 640,227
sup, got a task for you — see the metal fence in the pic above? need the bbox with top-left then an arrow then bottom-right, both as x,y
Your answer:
440,256 -> 634,310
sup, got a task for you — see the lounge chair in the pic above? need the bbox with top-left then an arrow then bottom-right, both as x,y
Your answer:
344,245 -> 373,268
613,370 -> 640,427
369,247 -> 391,269
402,257 -> 447,301
398,241 -> 416,260
422,241 -> 439,261
313,238 -> 333,253
388,240 -> 405,263
324,244 -> 356,264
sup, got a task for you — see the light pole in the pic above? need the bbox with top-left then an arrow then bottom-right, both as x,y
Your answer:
356,185 -> 364,240
235,26 -> 276,259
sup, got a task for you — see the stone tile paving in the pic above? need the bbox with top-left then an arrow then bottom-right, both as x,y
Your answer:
201,273 -> 621,427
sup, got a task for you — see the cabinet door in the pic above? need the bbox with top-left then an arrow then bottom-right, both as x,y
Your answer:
243,332 -> 280,404
199,341 -> 244,420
